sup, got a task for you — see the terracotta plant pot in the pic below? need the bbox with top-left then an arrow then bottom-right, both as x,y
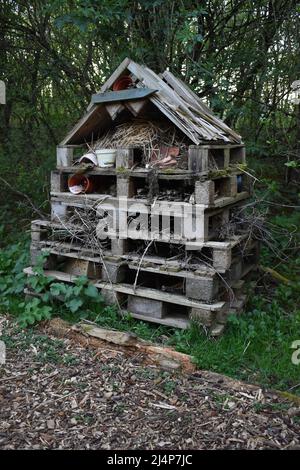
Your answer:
68,174 -> 94,194
112,75 -> 133,91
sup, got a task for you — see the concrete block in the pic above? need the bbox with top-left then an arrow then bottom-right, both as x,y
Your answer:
101,288 -> 122,306
51,201 -> 67,222
189,307 -> 216,327
31,222 -> 46,243
224,148 -> 230,167
116,148 -> 134,169
30,245 -> 40,266
127,296 -> 166,319
195,180 -> 215,205
229,175 -> 238,196
213,249 -> 232,272
111,238 -> 128,256
215,308 -> 230,324
51,171 -> 64,193
63,258 -> 101,279
57,146 -> 73,167
186,277 -> 218,301
102,261 -> 127,283
30,245 -> 55,269
221,208 -> 230,224
117,176 -> 135,197
227,260 -> 243,281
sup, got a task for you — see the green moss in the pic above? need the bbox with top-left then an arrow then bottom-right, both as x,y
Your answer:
208,169 -> 230,178
116,167 -> 129,174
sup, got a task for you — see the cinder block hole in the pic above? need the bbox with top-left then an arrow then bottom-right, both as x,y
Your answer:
230,147 -> 244,164
214,178 -> 230,198
209,149 -> 225,169
133,177 -> 194,202
124,296 -> 190,319
72,147 -> 85,160
237,174 -> 249,193
168,303 -> 189,317
132,271 -> 184,294
56,173 -> 117,195
45,225 -> 112,252
191,247 -> 213,265
156,180 -> 194,202
131,176 -> 148,198
133,148 -> 143,165
127,240 -> 182,258
92,175 -> 116,195
32,225 -> 48,242
243,250 -> 258,266
233,241 -> 256,259
208,213 -> 224,240
40,254 -> 102,279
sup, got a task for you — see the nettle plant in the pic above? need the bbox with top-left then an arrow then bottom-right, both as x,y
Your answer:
16,250 -> 103,327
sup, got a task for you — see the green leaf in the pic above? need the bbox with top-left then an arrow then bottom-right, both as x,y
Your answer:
85,284 -> 99,299
50,283 -> 66,296
66,298 -> 84,313
285,160 -> 299,168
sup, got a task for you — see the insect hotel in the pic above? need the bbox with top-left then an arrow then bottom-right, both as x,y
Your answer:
25,58 -> 259,336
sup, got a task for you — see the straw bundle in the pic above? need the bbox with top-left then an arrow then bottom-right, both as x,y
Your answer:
93,119 -> 188,166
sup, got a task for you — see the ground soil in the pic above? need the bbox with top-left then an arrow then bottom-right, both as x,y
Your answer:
0,317 -> 299,450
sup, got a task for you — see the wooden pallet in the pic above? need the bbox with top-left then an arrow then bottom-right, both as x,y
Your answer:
56,144 -> 246,174
51,165 -> 251,206
49,193 -> 250,244
30,219 -> 259,273
24,265 -> 250,333
31,220 -> 259,274
29,232 -> 258,303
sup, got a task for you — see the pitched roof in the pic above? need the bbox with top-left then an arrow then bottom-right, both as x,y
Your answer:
61,58 -> 242,146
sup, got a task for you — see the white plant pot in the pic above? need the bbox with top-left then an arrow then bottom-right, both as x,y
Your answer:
95,149 -> 116,167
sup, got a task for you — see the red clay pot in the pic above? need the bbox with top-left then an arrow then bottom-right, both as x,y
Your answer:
112,75 -> 133,91
68,174 -> 94,194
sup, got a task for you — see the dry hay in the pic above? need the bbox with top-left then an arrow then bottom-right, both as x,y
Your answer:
93,119 -> 189,167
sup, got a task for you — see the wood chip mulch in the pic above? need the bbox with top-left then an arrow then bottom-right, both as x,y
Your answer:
0,317 -> 299,450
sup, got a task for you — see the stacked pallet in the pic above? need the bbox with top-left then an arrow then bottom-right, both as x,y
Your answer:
25,143 -> 259,336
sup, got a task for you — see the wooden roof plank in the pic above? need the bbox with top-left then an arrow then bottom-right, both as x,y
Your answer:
62,58 -> 242,145
161,70 -> 241,142
60,104 -> 106,146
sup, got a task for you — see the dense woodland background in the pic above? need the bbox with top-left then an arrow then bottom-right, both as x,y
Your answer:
1,0 -> 300,211
0,1 -> 300,391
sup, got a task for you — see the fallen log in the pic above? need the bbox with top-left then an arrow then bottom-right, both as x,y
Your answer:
45,318 -> 196,373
